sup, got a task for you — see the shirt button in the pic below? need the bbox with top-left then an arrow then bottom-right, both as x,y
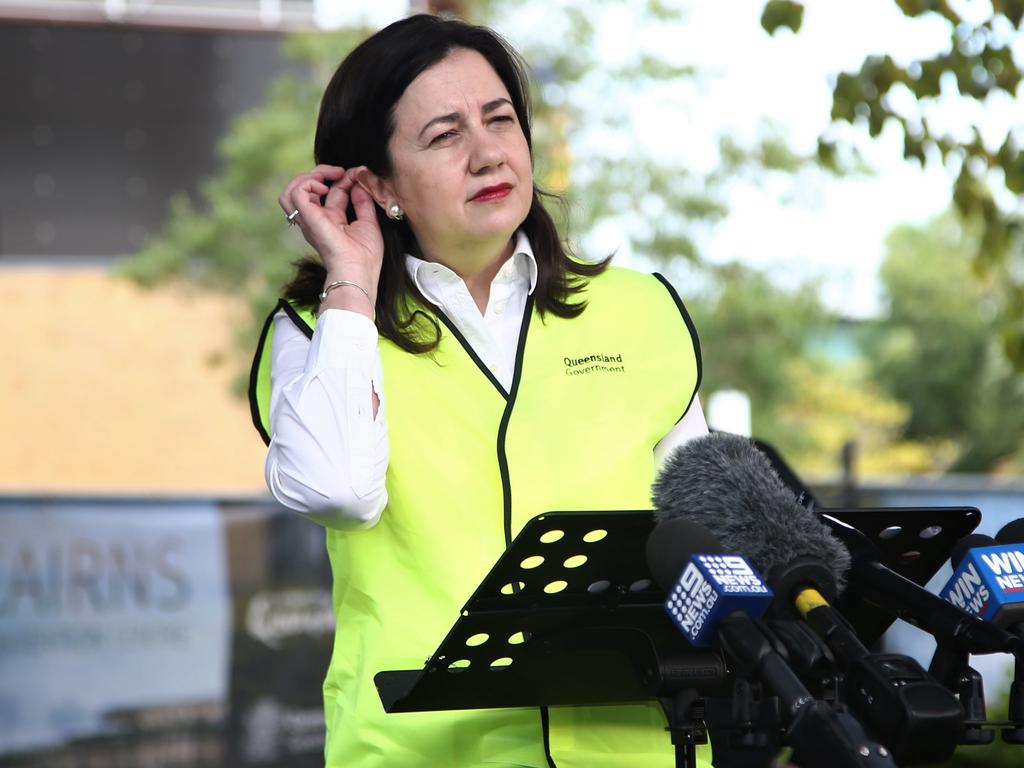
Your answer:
493,301 -> 506,315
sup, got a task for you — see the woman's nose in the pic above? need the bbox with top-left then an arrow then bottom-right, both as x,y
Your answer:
468,131 -> 506,173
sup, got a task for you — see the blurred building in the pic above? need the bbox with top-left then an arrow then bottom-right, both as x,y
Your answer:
0,3 -> 311,257
0,2 -> 331,493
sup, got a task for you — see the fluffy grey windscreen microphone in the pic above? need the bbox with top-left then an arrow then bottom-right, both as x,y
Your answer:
651,432 -> 851,588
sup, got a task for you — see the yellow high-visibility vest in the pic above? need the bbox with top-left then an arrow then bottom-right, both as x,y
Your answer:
250,266 -> 709,767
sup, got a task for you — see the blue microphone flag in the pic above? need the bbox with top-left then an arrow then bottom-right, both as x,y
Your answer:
664,553 -> 774,647
940,542 -> 1024,623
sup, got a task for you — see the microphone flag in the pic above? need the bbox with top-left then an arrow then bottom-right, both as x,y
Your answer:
940,542 -> 1024,623
664,553 -> 774,647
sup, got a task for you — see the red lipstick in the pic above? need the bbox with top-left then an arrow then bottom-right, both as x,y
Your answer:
471,183 -> 513,202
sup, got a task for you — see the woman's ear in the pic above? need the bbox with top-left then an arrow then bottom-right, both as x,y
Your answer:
350,166 -> 397,214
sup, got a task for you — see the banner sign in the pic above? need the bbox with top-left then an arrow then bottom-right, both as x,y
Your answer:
0,499 -> 230,757
223,508 -> 333,767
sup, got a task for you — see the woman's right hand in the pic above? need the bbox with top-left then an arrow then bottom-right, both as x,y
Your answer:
279,165 -> 385,310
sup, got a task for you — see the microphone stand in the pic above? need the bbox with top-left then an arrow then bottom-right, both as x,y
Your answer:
931,633 -> 1024,745
766,618 -> 841,703
657,688 -> 707,768
717,613 -> 896,768
1005,652 -> 1024,744
764,556 -> 965,764
998,619 -> 1024,744
928,641 -> 994,745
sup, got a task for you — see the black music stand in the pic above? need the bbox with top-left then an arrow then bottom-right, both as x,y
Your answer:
374,510 -> 726,768
374,506 -> 979,766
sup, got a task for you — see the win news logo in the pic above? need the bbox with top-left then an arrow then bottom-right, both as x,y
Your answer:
941,545 -> 1024,620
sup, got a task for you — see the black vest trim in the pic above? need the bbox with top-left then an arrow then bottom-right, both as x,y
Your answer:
433,309 -> 510,400
281,300 -> 315,339
482,297 -> 549,762
496,294 -> 534,548
249,299 -> 313,446
540,705 -> 558,767
652,273 -> 703,424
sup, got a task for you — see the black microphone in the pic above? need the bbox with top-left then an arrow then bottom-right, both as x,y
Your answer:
952,533 -> 1001,568
653,431 -> 850,606
646,516 -> 727,594
653,432 -> 965,763
994,521 -> 1024,743
997,519 -> 1024,546
821,513 -> 1024,657
938,529 -> 1024,744
832,522 -> 1024,748
646,519 -> 896,768
939,533 -> 1024,633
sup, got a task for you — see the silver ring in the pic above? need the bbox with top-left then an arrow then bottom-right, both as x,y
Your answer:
286,209 -> 300,226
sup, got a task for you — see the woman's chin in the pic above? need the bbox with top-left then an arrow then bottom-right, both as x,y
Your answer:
465,225 -> 521,247
466,208 -> 528,239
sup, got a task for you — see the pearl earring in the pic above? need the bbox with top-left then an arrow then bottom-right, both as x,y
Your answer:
388,204 -> 404,220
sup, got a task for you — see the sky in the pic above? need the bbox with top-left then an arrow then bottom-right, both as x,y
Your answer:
654,0 -> 957,317
331,0 -> 1021,318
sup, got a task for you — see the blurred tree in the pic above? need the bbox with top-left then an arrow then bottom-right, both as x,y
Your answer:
121,1 -> 818,390
688,261 -> 827,440
861,214 -> 1024,472
690,262 -> 944,475
761,0 -> 1024,367
775,357 -> 957,476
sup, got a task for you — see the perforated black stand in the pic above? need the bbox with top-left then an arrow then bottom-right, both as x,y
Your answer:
374,510 -> 727,768
374,506 -> 981,766
822,505 -> 980,644
821,504 -> 1024,747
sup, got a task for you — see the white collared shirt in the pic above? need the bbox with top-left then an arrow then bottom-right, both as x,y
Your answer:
404,232 -> 538,392
265,234 -> 707,528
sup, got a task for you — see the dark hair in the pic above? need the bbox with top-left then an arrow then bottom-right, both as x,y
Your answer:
283,13 -> 609,352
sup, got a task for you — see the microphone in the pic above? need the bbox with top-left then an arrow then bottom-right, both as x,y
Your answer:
646,517 -> 773,648
653,432 -> 850,606
953,534 -> 1003,566
653,433 -> 964,763
997,519 -> 1024,546
937,529 -> 1024,744
939,533 -> 1024,630
646,518 -> 896,768
822,514 -> 1024,657
994,521 -> 1024,743
646,516 -> 727,593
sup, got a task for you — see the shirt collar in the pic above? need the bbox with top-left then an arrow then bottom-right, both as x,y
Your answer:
404,231 -> 539,306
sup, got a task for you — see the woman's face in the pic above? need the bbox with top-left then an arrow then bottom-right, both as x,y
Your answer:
381,48 -> 533,263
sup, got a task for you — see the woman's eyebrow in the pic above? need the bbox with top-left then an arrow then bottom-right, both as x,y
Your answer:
418,112 -> 459,140
417,98 -> 513,140
481,97 -> 513,114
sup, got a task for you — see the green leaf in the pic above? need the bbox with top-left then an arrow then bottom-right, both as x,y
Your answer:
760,1 -> 804,34
995,0 -> 1024,27
903,133 -> 926,164
895,0 -> 961,24
999,135 -> 1024,194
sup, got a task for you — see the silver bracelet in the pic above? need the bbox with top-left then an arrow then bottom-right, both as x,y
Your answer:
319,280 -> 374,317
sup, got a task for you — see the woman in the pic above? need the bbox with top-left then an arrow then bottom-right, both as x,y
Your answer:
249,13 -> 711,768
